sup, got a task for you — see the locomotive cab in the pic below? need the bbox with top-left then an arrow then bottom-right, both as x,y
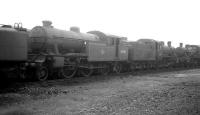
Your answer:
87,31 -> 128,61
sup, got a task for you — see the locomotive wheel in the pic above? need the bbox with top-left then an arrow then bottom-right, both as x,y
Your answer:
113,63 -> 122,73
60,65 -> 77,79
100,65 -> 110,75
80,67 -> 93,77
19,70 -> 26,80
130,65 -> 136,72
17,66 -> 26,80
35,66 -> 48,81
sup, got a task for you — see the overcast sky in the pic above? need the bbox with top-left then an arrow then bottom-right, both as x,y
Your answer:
1,0 -> 200,47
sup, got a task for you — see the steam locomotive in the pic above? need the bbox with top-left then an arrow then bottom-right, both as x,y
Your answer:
0,21 -> 200,81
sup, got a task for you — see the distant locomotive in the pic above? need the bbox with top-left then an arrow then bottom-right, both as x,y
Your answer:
0,21 -> 200,81
185,44 -> 200,66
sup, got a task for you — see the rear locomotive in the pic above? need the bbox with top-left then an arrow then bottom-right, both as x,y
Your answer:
0,23 -> 28,78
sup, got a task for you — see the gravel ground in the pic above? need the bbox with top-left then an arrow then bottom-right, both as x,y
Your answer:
0,69 -> 200,115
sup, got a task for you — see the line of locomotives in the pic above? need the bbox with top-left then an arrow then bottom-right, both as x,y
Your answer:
1,21 -> 200,81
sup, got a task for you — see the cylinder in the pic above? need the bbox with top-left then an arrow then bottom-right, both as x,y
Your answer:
167,41 -> 171,48
179,43 -> 183,48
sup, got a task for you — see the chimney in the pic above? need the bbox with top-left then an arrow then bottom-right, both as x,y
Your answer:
167,41 -> 171,48
42,20 -> 52,27
160,41 -> 164,46
179,43 -> 183,48
185,44 -> 189,48
70,26 -> 80,33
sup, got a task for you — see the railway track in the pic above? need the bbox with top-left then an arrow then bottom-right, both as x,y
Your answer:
1,67 -> 200,114
0,66 -> 199,93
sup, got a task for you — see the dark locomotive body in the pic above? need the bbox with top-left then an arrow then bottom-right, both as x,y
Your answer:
185,45 -> 200,66
157,41 -> 178,67
128,39 -> 158,70
0,24 -> 28,78
0,21 -> 200,81
174,43 -> 190,67
86,31 -> 129,73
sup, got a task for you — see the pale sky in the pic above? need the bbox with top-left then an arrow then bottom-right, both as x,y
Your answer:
1,0 -> 200,47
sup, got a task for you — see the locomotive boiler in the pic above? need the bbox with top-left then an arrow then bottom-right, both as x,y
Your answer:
29,21 -> 100,54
